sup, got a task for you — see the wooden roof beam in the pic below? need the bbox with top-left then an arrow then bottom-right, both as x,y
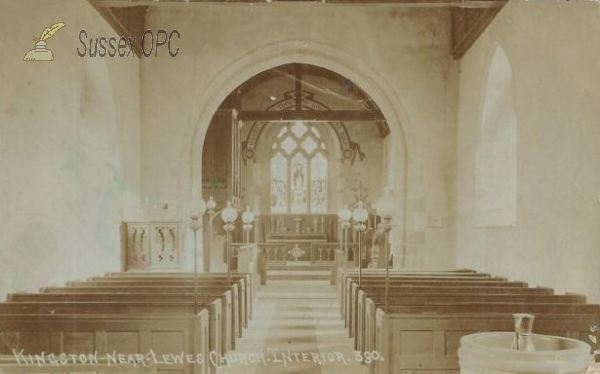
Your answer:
238,109 -> 385,122
450,2 -> 506,59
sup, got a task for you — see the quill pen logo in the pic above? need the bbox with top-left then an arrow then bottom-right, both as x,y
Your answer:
23,22 -> 66,61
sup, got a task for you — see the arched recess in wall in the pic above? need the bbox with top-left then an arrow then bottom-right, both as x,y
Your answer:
475,43 -> 517,227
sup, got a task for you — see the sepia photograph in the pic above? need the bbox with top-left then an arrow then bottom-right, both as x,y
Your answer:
1,0 -> 600,373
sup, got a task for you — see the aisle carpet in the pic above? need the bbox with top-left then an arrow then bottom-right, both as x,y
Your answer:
217,280 -> 368,374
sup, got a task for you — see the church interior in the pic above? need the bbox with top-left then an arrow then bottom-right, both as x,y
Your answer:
1,0 -> 600,373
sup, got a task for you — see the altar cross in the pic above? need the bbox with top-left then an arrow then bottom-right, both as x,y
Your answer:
293,216 -> 303,233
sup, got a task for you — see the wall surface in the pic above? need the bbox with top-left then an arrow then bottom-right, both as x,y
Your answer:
456,0 -> 600,302
0,0 -> 141,297
141,4 -> 458,269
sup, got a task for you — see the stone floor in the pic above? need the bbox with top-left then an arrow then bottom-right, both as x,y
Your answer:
217,280 -> 369,374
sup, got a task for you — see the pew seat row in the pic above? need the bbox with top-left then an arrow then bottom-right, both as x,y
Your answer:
0,272 -> 254,374
338,268 -> 599,374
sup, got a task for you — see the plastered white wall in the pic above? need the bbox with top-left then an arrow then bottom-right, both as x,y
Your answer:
0,0 -> 141,297
457,0 -> 600,302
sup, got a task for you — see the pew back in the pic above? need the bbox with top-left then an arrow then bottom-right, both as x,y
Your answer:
372,311 -> 599,374
0,312 -> 210,374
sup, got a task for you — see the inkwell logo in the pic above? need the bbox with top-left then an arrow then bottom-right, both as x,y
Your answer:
23,22 -> 66,61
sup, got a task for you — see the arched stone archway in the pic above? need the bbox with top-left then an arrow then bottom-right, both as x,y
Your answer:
181,39 -> 413,268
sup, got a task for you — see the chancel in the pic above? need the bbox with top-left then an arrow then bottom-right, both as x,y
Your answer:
2,1 -> 600,374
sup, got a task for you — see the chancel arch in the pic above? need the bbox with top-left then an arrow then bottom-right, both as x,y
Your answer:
198,57 -> 410,270
186,40 -> 412,270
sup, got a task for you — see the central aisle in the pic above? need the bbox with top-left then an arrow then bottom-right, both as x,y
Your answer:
217,280 -> 368,374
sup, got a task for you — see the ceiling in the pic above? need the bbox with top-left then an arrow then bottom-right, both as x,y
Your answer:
224,63 -> 390,137
88,0 -> 507,59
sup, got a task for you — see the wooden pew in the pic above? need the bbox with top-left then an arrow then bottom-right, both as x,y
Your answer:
344,278 -> 530,336
343,277 -> 526,318
66,278 -> 248,334
0,354 -> 157,374
338,269 -> 485,292
45,281 -> 243,343
35,285 -> 237,354
3,296 -> 226,359
334,268 -> 481,288
339,272 -> 504,318
348,284 -> 554,331
356,289 -> 586,354
371,305 -> 600,374
100,273 -> 254,319
0,312 -> 210,374
337,269 -> 486,298
0,275 -> 243,374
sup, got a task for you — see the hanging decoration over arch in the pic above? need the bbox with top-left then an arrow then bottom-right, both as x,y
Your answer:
242,90 -> 366,165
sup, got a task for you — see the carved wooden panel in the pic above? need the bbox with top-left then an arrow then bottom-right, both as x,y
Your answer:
151,224 -> 179,266
127,224 -> 150,270
125,222 -> 185,271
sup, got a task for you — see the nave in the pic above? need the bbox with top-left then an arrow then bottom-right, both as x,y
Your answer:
1,266 -> 599,374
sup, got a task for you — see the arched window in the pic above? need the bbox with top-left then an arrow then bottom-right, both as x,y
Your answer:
270,122 -> 328,213
475,44 -> 517,226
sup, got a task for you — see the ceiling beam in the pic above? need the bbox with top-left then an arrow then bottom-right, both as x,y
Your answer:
91,6 -> 147,57
238,110 -> 385,122
90,0 -> 505,7
450,3 -> 505,59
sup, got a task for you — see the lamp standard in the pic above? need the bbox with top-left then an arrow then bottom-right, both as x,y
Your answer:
376,188 -> 395,312
352,201 -> 368,288
188,198 -> 207,315
221,201 -> 238,287
338,205 -> 352,271
203,196 -> 217,273
242,206 -> 255,245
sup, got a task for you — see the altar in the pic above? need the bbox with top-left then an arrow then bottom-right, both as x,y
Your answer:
262,214 -> 334,263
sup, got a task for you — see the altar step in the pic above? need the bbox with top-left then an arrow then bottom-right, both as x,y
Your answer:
267,263 -> 333,272
267,270 -> 331,281
264,261 -> 333,281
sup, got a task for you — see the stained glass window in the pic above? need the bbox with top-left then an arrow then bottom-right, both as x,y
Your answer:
270,153 -> 288,213
270,122 -> 328,213
301,137 -> 317,154
310,153 -> 327,213
291,121 -> 307,137
290,154 -> 308,213
281,137 -> 297,155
